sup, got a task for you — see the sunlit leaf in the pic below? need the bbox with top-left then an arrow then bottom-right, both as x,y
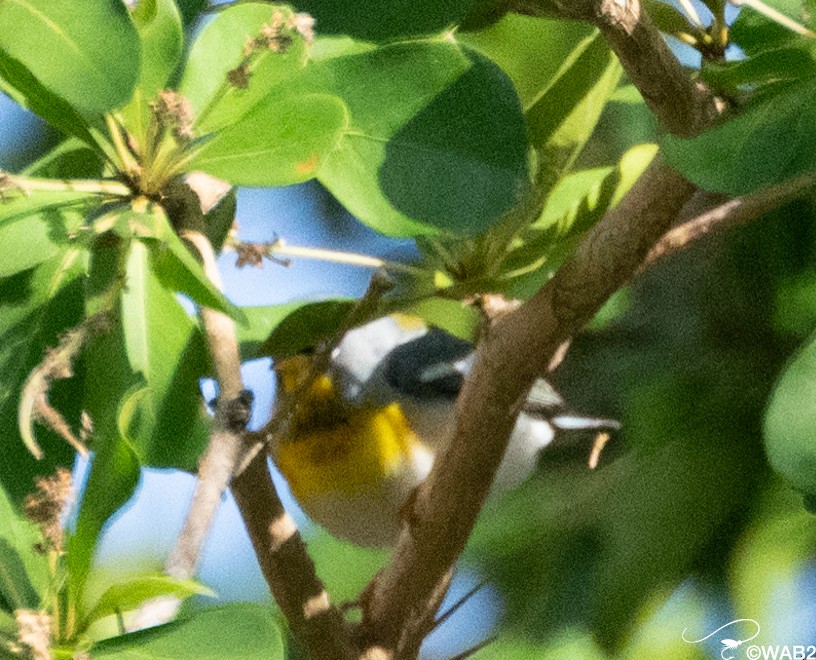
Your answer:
130,204 -> 246,322
183,93 -> 348,187
0,0 -> 140,114
91,603 -> 285,659
304,42 -> 528,237
179,1 -> 309,134
84,574 -> 214,628
0,193 -> 91,278
459,13 -> 596,110
526,31 -> 623,184
121,0 -> 184,149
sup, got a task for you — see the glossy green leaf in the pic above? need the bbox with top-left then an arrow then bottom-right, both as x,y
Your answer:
184,93 -> 348,187
0,482 -> 48,611
130,205 -> 246,322
663,78 -> 816,195
0,50 -> 95,142
702,42 -> 816,93
731,0 -> 813,55
84,574 -> 214,628
0,252 -> 85,503
304,42 -> 528,237
179,2 -> 309,134
291,0 -> 478,41
459,13 -> 597,110
248,299 -> 356,360
764,330 -> 816,496
66,436 -> 140,617
110,241 -> 210,470
0,185 -> 93,278
91,603 -> 285,659
0,0 -> 140,114
526,31 -> 623,184
121,0 -> 184,148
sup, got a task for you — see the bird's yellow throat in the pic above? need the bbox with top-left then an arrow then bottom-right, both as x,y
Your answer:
273,355 -> 424,500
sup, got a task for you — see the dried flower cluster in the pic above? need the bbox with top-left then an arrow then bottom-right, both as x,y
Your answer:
24,468 -> 73,554
230,10 -> 316,89
150,90 -> 195,143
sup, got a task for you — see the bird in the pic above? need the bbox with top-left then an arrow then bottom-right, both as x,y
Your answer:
270,314 -> 619,547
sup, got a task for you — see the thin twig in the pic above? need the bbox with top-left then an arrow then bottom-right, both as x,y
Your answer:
0,172 -> 131,198
225,236 -> 425,276
640,170 -> 816,271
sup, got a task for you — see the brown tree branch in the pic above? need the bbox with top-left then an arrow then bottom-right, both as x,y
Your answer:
518,0 -> 723,136
359,0 -> 724,652
360,157 -> 696,653
232,454 -> 356,660
641,170 -> 816,271
159,178 -> 354,658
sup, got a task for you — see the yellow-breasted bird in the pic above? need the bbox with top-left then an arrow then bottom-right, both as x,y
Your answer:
271,315 -> 619,547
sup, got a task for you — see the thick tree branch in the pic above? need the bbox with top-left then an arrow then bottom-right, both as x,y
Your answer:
360,1 -> 722,651
361,157 -> 696,652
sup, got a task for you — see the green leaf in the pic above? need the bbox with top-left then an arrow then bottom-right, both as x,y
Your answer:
183,93 -> 348,187
176,0 -> 208,26
0,483 -> 49,611
662,78 -> 816,195
458,13 -> 597,110
0,50 -> 95,143
247,299 -> 356,360
91,603 -> 285,659
307,42 -> 528,237
526,31 -> 624,184
84,574 -> 214,628
21,139 -> 103,180
66,436 -> 140,615
702,41 -> 816,93
203,188 -> 237,253
731,0 -> 813,55
643,0 -> 699,42
291,0 -> 479,41
83,239 -> 210,473
121,0 -> 184,149
764,330 -> 816,496
310,35 -> 376,62
0,252 -> 85,503
119,241 -> 211,468
0,189 -> 95,278
179,2 -> 310,134
130,205 -> 246,322
0,0 -> 140,114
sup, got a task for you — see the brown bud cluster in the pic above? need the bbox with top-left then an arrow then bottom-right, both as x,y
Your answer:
24,468 -> 73,554
150,90 -> 195,143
